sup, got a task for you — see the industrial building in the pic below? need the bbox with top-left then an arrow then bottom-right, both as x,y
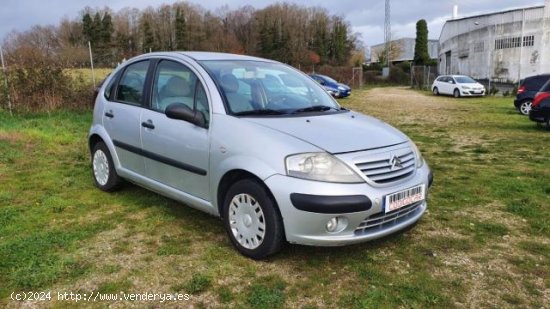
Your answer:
439,0 -> 550,83
370,38 -> 439,64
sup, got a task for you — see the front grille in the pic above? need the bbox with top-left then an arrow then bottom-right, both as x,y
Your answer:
354,201 -> 423,235
355,149 -> 415,184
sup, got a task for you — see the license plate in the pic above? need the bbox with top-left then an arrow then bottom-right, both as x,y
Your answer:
385,184 -> 425,212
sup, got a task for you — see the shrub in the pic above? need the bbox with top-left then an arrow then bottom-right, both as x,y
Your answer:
512,84 -> 518,96
1,66 -> 95,113
388,66 -> 409,85
489,84 -> 499,96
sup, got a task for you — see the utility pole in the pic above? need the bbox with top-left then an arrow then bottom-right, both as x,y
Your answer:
385,0 -> 391,68
88,41 -> 96,88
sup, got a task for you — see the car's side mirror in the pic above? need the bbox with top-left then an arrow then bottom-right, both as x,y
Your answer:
165,103 -> 206,128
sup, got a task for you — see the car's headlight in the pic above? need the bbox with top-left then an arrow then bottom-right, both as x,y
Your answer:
461,86 -> 470,89
409,141 -> 424,168
286,152 -> 363,183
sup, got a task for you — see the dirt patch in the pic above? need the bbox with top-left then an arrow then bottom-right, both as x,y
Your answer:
0,131 -> 24,143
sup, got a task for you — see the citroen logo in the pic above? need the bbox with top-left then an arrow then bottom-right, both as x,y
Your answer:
389,155 -> 403,170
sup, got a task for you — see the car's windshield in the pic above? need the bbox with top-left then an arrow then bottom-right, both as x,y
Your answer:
455,76 -> 476,84
199,60 -> 340,116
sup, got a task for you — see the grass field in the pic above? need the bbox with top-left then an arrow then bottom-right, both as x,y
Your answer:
0,88 -> 548,308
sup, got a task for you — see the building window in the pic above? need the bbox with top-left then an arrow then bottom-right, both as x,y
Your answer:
474,42 -> 484,53
523,35 -> 534,47
495,36 -> 528,50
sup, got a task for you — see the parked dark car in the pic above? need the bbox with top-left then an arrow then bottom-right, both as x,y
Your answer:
515,74 -> 550,115
529,79 -> 550,129
309,74 -> 351,98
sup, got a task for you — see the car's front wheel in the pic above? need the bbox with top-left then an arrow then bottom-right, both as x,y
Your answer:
433,87 -> 439,95
92,141 -> 122,191
223,179 -> 284,259
519,100 -> 532,115
453,89 -> 460,98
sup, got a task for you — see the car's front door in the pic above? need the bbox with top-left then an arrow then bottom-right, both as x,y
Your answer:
103,60 -> 150,175
140,59 -> 211,200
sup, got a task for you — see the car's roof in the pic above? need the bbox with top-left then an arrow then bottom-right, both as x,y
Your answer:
524,74 -> 550,80
134,51 -> 276,63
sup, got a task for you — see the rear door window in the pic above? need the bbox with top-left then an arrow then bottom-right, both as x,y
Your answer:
115,60 -> 150,105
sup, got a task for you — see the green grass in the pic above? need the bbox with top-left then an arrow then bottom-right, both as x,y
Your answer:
0,88 -> 548,307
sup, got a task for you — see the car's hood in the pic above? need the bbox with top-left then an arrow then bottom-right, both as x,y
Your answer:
244,111 -> 408,153
461,83 -> 484,88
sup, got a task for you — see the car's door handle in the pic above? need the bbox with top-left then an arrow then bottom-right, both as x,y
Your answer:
105,111 -> 114,118
141,121 -> 155,129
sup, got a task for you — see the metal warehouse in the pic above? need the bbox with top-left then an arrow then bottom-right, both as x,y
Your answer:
370,38 -> 439,64
439,0 -> 550,83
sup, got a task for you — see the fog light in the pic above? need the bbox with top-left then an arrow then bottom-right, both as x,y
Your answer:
325,216 -> 348,233
326,218 -> 338,232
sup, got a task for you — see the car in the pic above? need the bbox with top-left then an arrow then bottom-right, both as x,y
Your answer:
89,52 -> 433,259
432,75 -> 486,98
528,78 -> 550,129
308,73 -> 351,98
514,74 -> 550,115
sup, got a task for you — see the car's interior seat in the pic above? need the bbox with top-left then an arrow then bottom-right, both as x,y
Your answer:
220,74 -> 253,113
158,76 -> 193,112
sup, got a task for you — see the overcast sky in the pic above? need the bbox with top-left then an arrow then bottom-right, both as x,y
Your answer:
0,0 -> 544,48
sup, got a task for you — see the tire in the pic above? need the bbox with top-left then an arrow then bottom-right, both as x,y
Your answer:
432,87 -> 439,96
519,100 -> 532,116
453,89 -> 460,98
91,141 -> 122,191
223,179 -> 284,259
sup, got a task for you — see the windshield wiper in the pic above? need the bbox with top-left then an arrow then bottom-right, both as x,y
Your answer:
233,109 -> 288,116
291,105 -> 340,114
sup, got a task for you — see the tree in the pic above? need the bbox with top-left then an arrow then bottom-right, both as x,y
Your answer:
142,19 -> 155,52
82,13 -> 94,43
175,8 -> 188,50
100,12 -> 114,45
413,19 -> 430,65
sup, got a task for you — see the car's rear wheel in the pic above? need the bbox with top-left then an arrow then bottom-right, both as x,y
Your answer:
92,141 -> 122,191
433,87 -> 439,95
519,100 -> 532,116
453,89 -> 460,98
223,179 -> 284,259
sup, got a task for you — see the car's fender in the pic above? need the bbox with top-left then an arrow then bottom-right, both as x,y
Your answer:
88,124 -> 121,170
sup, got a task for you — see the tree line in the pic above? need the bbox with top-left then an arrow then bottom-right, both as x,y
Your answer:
2,2 -> 362,68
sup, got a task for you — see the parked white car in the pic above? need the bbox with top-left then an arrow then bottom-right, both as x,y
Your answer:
432,75 -> 486,98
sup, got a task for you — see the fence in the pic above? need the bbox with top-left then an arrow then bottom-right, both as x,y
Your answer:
310,65 -> 364,89
411,65 -> 438,90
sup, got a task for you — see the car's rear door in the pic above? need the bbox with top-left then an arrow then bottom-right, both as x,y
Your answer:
140,59 -> 211,201
103,60 -> 151,175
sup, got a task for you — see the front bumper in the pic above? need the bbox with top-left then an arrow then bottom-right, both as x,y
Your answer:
265,164 -> 432,246
461,89 -> 485,96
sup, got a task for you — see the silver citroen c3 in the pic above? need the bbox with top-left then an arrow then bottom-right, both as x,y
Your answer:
89,52 -> 433,259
